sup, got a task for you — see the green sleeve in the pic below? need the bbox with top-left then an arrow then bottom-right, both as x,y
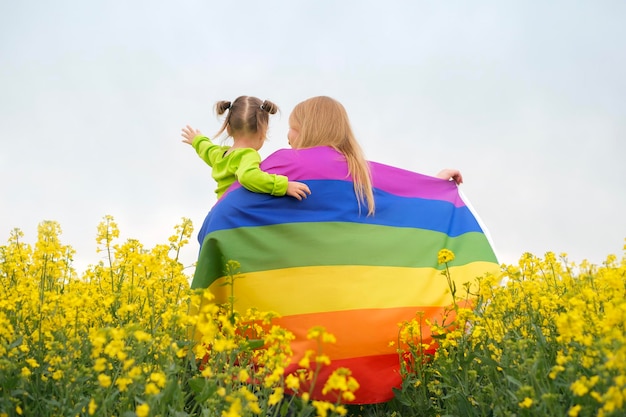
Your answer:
233,149 -> 288,196
192,135 -> 226,167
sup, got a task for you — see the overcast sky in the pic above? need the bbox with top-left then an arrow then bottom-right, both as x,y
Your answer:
1,0 -> 624,273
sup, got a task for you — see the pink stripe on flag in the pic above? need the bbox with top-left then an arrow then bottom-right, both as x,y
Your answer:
222,146 -> 465,207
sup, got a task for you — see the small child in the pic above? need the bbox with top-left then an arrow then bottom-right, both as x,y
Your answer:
182,96 -> 311,200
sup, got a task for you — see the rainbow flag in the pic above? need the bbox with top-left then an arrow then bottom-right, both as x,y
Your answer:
191,146 -> 499,404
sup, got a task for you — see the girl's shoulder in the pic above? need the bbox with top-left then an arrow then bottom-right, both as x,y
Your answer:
260,147 -> 347,180
223,147 -> 261,165
264,146 -> 341,164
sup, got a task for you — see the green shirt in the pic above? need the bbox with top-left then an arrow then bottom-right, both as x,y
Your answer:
192,135 -> 288,199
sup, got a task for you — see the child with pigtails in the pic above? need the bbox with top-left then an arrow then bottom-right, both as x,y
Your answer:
182,95 -> 311,200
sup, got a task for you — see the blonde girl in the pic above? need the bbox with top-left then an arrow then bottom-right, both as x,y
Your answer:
287,96 -> 376,215
287,96 -> 463,216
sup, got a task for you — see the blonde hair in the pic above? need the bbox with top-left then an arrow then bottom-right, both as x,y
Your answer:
214,96 -> 279,139
290,96 -> 375,215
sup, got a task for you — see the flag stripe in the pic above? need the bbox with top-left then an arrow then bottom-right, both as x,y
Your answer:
207,263 -> 493,315
274,306 -> 445,360
286,353 -> 403,404
204,180 -> 480,234
200,223 -> 496,276
256,147 -> 468,207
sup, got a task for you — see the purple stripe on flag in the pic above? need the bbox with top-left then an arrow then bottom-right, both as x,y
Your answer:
221,147 -> 466,207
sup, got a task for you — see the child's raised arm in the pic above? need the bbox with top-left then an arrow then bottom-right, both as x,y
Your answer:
181,125 -> 202,145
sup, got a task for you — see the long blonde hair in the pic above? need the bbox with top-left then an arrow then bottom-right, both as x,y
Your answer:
289,96 -> 375,215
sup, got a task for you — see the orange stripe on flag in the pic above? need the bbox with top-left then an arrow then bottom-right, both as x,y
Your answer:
274,306 -> 446,361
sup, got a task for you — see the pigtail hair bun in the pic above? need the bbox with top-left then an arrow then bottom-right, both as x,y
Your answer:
215,100 -> 232,115
261,100 -> 279,115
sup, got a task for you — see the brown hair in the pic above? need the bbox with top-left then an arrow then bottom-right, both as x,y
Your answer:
289,96 -> 375,215
214,96 -> 279,139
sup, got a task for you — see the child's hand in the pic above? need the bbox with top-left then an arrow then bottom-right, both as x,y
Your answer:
436,169 -> 463,185
286,181 -> 311,200
181,125 -> 202,145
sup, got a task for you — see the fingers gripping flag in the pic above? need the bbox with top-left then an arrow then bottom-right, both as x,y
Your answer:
191,146 -> 499,404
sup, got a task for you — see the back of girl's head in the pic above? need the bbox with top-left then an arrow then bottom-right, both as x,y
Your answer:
289,96 -> 353,149
290,96 -> 375,215
214,96 -> 279,139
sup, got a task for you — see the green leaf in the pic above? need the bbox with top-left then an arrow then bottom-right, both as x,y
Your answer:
187,377 -> 217,403
505,374 -> 522,388
244,339 -> 264,350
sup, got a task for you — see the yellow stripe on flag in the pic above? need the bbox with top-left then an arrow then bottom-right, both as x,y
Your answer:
208,262 -> 498,316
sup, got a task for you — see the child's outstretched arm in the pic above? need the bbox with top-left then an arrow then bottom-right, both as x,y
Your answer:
181,125 -> 202,145
286,181 -> 311,201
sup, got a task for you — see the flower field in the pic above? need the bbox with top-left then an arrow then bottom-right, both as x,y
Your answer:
1,216 -> 624,417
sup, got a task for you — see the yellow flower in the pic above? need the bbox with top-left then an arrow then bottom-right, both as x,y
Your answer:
298,351 -> 312,369
223,397 -> 242,417
312,400 -> 331,417
285,374 -> 300,390
248,401 -> 261,415
322,367 -> 360,400
438,249 -> 455,264
135,403 -> 150,417
322,333 -> 336,344
212,338 -> 237,352
149,371 -> 167,388
264,367 -> 284,387
93,358 -> 107,372
123,359 -> 135,370
16,406 -> 23,416
25,358 -> 39,368
570,376 -> 598,397
145,382 -> 160,395
88,399 -> 97,416
342,391 -> 356,402
549,365 -> 564,379
104,339 -> 127,361
238,369 -> 250,382
315,354 -> 331,365
568,404 -> 582,417
115,376 -> 133,392
20,367 -> 31,377
307,326 -> 325,340
175,347 -> 187,358
519,397 -> 533,408
238,386 -> 257,403
98,374 -> 112,388
335,405 -> 348,416
128,366 -> 142,378
268,387 -> 284,406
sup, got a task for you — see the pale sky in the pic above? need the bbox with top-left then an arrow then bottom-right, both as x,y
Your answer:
1,0 -> 625,273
